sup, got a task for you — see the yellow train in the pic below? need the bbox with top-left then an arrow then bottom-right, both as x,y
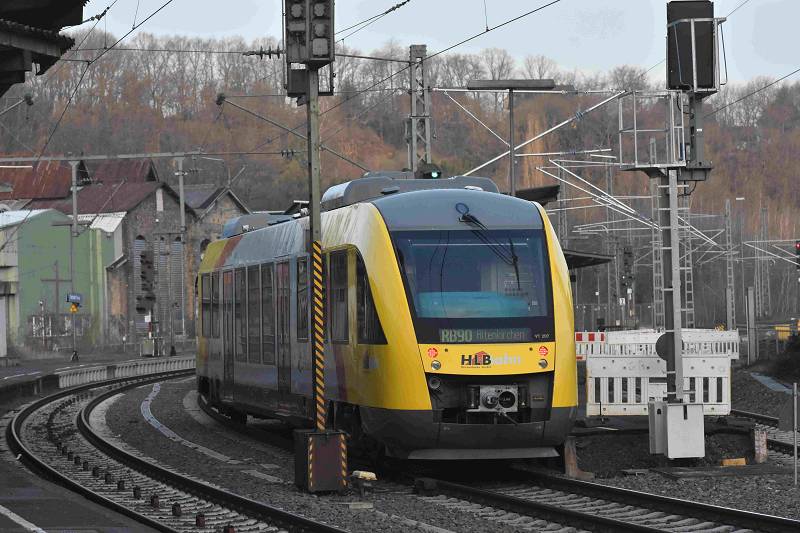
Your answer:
196,173 -> 577,460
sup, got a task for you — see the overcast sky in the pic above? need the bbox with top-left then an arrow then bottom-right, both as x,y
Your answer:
83,0 -> 796,83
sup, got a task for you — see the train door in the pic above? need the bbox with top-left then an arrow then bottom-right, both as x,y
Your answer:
276,261 -> 291,395
222,270 -> 234,400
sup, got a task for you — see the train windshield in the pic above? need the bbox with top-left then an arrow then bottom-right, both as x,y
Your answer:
393,229 -> 555,343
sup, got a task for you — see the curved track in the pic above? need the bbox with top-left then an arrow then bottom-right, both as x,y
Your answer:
5,370 -> 345,533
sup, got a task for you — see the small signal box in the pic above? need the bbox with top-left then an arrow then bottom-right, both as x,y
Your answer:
294,429 -> 347,493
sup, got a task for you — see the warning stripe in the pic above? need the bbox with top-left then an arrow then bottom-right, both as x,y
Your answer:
308,438 -> 314,490
311,240 -> 326,431
339,434 -> 348,485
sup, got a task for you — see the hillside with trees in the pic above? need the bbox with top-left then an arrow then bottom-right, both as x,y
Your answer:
1,31 -> 798,324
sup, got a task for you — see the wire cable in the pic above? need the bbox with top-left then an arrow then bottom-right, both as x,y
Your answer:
705,66 -> 800,118
0,0 -> 177,253
336,0 -> 412,41
246,0 -> 562,153
727,0 -> 755,17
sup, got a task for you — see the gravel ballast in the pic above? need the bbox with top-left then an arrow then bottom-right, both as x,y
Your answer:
103,377 -> 531,533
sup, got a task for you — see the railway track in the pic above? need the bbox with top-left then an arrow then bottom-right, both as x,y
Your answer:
730,409 -> 798,456
199,395 -> 800,532
416,468 -> 800,533
4,370 -> 345,533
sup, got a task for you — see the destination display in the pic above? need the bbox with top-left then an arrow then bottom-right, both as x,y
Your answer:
439,327 -> 532,343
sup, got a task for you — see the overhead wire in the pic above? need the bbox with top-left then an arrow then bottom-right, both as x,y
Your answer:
0,0 -> 177,253
242,0 -> 562,153
335,1 -> 413,43
705,65 -> 800,118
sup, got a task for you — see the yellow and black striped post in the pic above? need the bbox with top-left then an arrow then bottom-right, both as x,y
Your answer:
311,239 -> 326,431
293,62 -> 347,494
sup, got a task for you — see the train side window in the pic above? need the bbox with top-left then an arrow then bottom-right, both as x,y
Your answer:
247,265 -> 261,363
297,257 -> 309,341
234,268 -> 246,362
262,264 -> 275,365
222,270 -> 233,354
329,251 -> 349,343
211,271 -> 220,339
357,255 -> 386,344
201,274 -> 211,338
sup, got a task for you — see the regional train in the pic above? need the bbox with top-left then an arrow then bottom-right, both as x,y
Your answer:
196,172 -> 577,460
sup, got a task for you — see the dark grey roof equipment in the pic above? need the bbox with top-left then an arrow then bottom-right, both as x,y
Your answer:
320,174 -> 499,212
221,212 -> 293,238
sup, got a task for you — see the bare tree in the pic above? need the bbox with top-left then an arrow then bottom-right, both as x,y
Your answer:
522,54 -> 559,81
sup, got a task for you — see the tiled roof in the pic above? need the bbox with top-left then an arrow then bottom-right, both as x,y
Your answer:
183,184 -> 224,210
29,182 -> 162,215
0,1 -> 88,31
90,159 -> 158,183
0,18 -> 74,48
0,161 -> 77,201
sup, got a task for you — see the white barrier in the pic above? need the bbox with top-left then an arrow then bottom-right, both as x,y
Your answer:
583,329 -> 739,417
575,331 -> 606,361
56,356 -> 195,389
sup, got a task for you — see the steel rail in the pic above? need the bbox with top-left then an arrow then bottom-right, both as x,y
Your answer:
6,370 -> 194,533
417,478 -> 664,533
79,378 -> 346,533
6,370 -> 345,533
420,470 -> 800,533
520,469 -> 800,533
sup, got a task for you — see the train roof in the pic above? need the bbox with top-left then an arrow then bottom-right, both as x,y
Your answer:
221,211 -> 293,238
320,174 -> 499,212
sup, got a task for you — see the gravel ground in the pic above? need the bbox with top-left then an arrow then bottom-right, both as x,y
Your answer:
576,432 -> 756,476
598,473 -> 800,520
731,369 -> 791,417
580,367 -> 800,521
103,377 -> 530,533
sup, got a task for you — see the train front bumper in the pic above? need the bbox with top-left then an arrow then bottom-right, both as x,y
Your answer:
360,405 -> 576,460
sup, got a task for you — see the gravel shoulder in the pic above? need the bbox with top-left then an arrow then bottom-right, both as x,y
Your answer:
577,367 -> 800,520
103,377 -> 526,533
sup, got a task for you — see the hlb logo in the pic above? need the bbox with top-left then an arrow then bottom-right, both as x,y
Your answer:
461,351 -> 491,366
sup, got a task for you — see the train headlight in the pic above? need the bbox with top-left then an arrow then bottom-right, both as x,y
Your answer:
482,392 -> 499,409
427,376 -> 442,391
498,390 -> 516,409
431,360 -> 441,371
538,359 -> 548,368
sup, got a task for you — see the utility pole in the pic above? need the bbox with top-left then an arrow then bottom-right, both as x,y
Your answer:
407,44 -> 431,172
725,199 -> 736,330
618,1 -> 725,458
508,88 -> 516,196
69,160 -> 79,361
285,0 -> 346,493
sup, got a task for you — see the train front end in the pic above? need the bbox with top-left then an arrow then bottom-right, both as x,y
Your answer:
361,187 -> 577,460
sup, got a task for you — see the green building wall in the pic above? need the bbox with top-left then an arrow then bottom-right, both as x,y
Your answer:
14,210 -> 114,349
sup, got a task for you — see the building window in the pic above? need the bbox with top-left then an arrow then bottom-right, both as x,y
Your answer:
211,271 -> 220,339
262,264 -> 275,365
247,265 -> 261,362
234,268 -> 246,362
357,255 -> 386,344
329,251 -> 348,343
156,188 -> 164,212
297,258 -> 309,341
201,274 -> 211,337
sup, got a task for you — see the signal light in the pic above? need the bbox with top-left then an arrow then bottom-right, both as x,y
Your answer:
795,240 -> 800,270
415,162 -> 443,180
